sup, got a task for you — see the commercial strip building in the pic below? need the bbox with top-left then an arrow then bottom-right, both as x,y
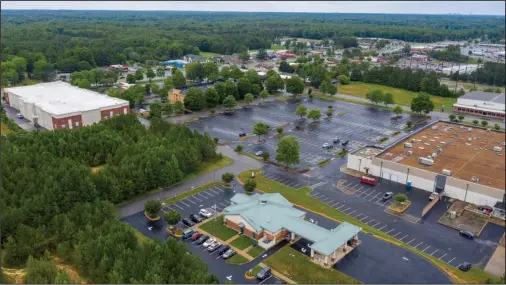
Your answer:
224,193 -> 361,267
347,121 -> 505,217
452,91 -> 505,119
3,81 -> 129,130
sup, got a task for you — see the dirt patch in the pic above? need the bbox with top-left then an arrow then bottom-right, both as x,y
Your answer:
484,244 -> 505,277
217,141 -> 232,146
438,207 -> 489,236
2,268 -> 25,284
252,139 -> 266,145
339,164 -> 362,178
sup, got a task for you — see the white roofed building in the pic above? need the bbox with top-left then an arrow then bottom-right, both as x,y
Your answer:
3,81 -> 130,130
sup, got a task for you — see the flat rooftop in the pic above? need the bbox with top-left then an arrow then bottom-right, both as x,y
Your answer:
459,91 -> 505,104
5,81 -> 128,116
353,146 -> 383,159
378,122 -> 506,190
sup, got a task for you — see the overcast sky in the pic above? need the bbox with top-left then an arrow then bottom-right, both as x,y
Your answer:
2,1 -> 505,15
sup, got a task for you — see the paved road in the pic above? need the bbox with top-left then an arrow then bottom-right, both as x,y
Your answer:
117,145 -> 263,218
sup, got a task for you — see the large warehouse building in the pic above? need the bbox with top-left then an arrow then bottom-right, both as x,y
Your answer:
3,81 -> 129,130
347,121 -> 505,209
452,91 -> 505,119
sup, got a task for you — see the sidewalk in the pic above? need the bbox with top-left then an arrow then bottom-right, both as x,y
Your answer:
117,145 -> 263,218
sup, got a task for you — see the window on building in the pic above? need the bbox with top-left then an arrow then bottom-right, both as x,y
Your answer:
62,124 -> 66,128
252,232 -> 256,239
75,122 -> 80,127
104,116 -> 108,119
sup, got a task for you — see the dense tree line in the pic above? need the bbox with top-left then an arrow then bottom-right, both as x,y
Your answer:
1,10 -> 503,73
1,115 -> 219,283
429,45 -> 468,62
449,61 -> 505,87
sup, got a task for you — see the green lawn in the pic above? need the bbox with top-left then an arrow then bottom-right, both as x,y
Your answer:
310,93 -> 416,115
270,44 -> 285,51
246,265 -> 264,277
130,227 -> 149,244
200,52 -> 220,58
238,169 -> 500,284
337,82 -> 457,110
199,215 -> 238,241
187,155 -> 233,178
1,123 -> 15,135
247,246 -> 265,258
264,245 -> 361,284
225,253 -> 249,265
230,235 -> 255,250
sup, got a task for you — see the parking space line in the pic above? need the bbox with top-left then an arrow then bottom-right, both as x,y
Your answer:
203,191 -> 214,197
385,229 -> 394,234
430,249 -> 439,256
367,219 -> 375,224
331,202 -> 340,207
336,205 -> 345,210
423,246 -> 431,252
322,197 -> 332,203
372,222 -> 381,227
414,242 -> 423,248
311,193 -> 323,199
343,207 -> 351,212
380,199 -> 390,206
348,210 -> 356,215
293,183 -> 301,188
368,192 -> 381,201
214,187 -> 225,193
393,232 -> 402,238
197,193 -> 209,199
208,188 -> 220,195
438,253 -> 447,260
378,225 -> 387,230
360,216 -> 368,221
191,195 -> 202,202
215,206 -> 223,212
447,257 -> 455,264
185,198 -> 196,205
161,208 -> 168,213
399,235 -> 409,241
173,203 -> 184,210
363,190 -> 376,199
355,213 -> 363,218
179,201 -> 190,207
219,202 -> 229,208
407,238 -> 416,244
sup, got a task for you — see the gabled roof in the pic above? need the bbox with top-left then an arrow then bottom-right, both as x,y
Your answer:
309,222 -> 362,256
460,91 -> 505,104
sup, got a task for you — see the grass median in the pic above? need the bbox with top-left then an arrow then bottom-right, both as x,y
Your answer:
199,215 -> 238,241
238,169 -> 500,284
230,235 -> 255,250
225,253 -> 249,265
247,246 -> 265,258
264,245 -> 361,284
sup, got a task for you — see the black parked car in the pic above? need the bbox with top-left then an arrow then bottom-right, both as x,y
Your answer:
196,234 -> 209,244
239,132 -> 247,137
333,138 -> 340,144
190,214 -> 203,223
342,140 -> 349,146
459,230 -> 475,240
217,245 -> 231,255
458,262 -> 472,272
182,218 -> 195,227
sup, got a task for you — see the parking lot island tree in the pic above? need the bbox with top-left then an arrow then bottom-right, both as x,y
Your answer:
394,193 -> 408,204
410,93 -> 434,116
392,105 -> 403,117
244,93 -> 254,107
234,145 -> 243,153
259,90 -> 269,102
458,115 -> 465,121
406,120 -> 413,129
223,95 -> 237,112
494,124 -> 501,130
262,151 -> 270,162
449,114 -> 456,121
164,210 -> 182,235
326,108 -> 333,119
286,76 -> 305,99
308,109 -> 321,122
473,120 -> 479,125
276,126 -> 284,136
222,172 -> 235,188
253,121 -> 269,143
244,179 -> 257,194
296,104 -> 308,120
481,120 -> 489,128
144,200 -> 162,220
156,66 -> 165,79
276,136 -> 301,168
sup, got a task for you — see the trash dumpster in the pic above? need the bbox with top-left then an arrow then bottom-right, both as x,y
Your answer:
406,181 -> 412,191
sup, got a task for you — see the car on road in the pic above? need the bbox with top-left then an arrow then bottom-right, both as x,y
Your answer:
429,192 -> 439,201
217,245 -> 231,255
196,234 -> 209,244
203,238 -> 216,247
191,232 -> 202,241
382,192 -> 394,201
459,230 -> 475,240
190,214 -> 203,223
256,267 -> 272,280
182,229 -> 196,240
208,242 -> 222,252
199,208 -> 213,218
458,262 -> 472,272
333,138 -> 340,144
239,132 -> 247,137
322,143 -> 333,149
255,151 -> 264,156
16,113 -> 24,119
222,249 -> 236,259
182,218 -> 195,227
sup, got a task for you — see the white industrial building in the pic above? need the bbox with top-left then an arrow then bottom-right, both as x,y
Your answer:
347,121 -> 505,211
3,81 -> 130,130
453,91 -> 505,119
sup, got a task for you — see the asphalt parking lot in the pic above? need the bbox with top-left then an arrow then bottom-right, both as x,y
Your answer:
186,98 -> 424,169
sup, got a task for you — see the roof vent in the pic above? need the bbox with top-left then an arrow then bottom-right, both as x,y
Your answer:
260,200 -> 267,205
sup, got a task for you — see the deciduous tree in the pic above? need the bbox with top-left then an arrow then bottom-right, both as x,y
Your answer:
276,136 -> 300,168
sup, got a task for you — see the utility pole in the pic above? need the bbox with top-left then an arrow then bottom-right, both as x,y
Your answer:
454,61 -> 461,93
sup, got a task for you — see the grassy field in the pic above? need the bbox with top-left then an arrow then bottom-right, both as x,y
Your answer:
247,246 -> 265,258
225,253 -> 249,265
270,44 -> 285,51
337,82 -> 457,110
200,52 -> 220,58
230,235 -> 255,250
199,215 -> 238,241
264,245 -> 361,284
183,155 -> 233,180
246,265 -> 264,277
238,169 -> 501,284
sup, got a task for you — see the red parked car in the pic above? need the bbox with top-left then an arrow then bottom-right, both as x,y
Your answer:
191,232 -> 202,241
360,176 -> 377,186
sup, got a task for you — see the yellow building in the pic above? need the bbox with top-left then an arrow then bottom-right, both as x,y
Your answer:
168,89 -> 185,104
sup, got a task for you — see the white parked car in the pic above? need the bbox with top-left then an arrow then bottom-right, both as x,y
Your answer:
203,238 -> 216,247
199,208 -> 212,218
16,113 -> 23,119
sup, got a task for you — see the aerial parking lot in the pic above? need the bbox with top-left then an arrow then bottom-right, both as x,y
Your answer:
186,98 -> 427,169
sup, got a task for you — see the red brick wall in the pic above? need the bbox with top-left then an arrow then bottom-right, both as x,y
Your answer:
100,105 -> 130,120
225,218 -> 263,240
52,114 -> 83,129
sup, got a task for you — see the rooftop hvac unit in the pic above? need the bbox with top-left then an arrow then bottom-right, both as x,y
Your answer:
404,142 -> 412,148
442,169 -> 452,176
448,211 -> 456,219
493,146 -> 502,152
467,128 -> 472,132
432,152 -> 437,158
468,138 -> 472,142
407,151 -> 413,156
432,126 -> 438,130
460,126 -> 465,129
419,157 -> 434,166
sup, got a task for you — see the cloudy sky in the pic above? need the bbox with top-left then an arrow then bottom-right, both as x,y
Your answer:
2,1 -> 505,15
